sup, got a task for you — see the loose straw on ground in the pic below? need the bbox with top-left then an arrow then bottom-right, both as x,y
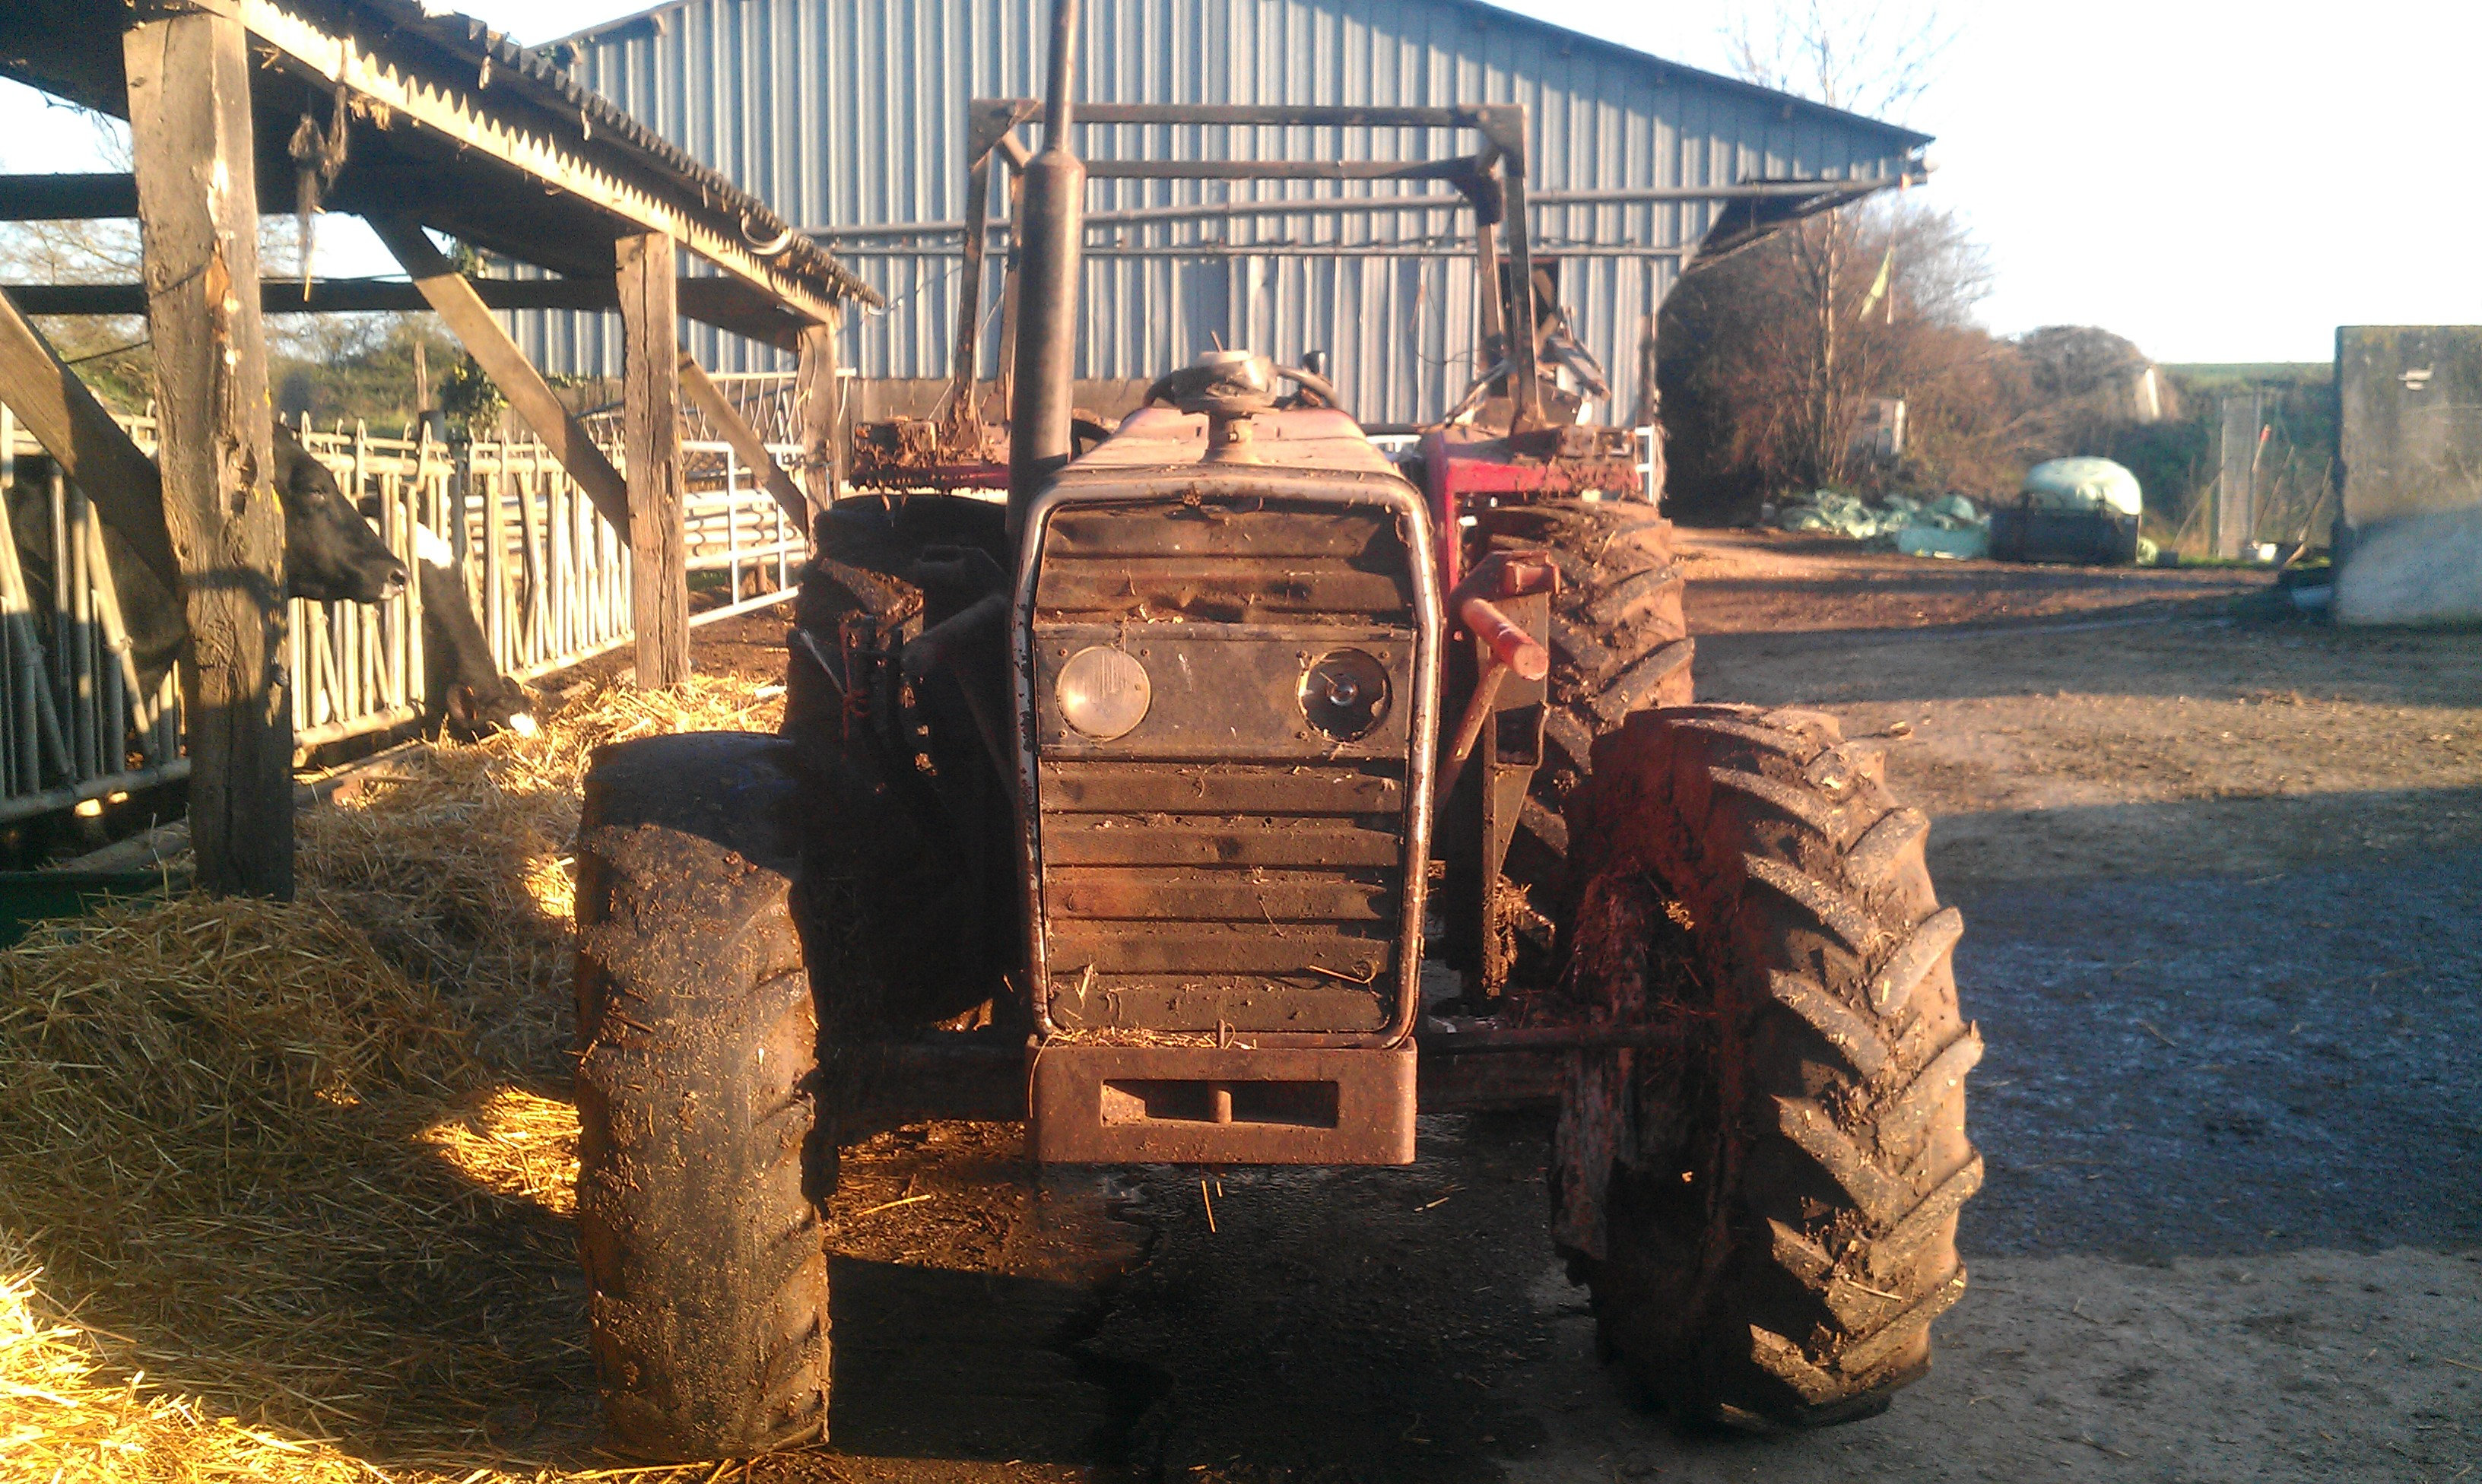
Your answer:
0,674 -> 787,1484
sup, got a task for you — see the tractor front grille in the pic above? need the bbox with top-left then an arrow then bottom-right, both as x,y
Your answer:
1021,494 -> 1432,1036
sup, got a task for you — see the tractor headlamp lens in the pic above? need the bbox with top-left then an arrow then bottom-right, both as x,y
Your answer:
1056,645 -> 1151,740
1300,648 -> 1389,741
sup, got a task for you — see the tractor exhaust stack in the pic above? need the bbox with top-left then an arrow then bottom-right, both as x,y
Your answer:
1007,0 -> 1086,540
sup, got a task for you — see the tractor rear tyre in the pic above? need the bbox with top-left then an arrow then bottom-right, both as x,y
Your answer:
1550,705 -> 1980,1429
1471,497 -> 1694,976
573,733 -> 829,1458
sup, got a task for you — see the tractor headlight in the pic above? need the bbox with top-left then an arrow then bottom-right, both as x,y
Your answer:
1300,648 -> 1389,741
1056,645 -> 1151,740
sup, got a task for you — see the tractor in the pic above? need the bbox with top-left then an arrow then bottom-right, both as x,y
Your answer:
568,0 -> 1978,1458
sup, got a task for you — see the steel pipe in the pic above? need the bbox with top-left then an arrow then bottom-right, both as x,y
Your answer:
1006,0 -> 1087,541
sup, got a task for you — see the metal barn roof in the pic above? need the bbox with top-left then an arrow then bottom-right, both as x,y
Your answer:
0,0 -> 869,328
516,0 -> 1931,421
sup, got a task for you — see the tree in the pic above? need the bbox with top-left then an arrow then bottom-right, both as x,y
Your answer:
269,317 -> 465,433
1659,200 -> 2036,516
0,217 -> 158,414
1,97 -> 460,426
1721,0 -> 1957,122
1663,2 -> 1966,505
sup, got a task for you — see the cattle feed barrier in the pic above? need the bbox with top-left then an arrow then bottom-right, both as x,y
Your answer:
0,404 -> 807,824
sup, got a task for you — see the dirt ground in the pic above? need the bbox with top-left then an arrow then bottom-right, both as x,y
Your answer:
605,538 -> 2482,1482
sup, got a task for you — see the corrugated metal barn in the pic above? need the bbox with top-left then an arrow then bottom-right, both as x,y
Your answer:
516,0 -> 1928,426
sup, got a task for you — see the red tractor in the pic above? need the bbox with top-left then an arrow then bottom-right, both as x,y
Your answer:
569,0 -> 1977,1457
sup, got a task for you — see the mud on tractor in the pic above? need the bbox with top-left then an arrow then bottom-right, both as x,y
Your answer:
570,1 -> 1978,1459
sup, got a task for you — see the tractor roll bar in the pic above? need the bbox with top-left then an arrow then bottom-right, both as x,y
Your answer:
994,58 -> 1550,537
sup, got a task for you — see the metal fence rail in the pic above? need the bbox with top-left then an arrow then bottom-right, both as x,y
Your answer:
0,404 -> 805,823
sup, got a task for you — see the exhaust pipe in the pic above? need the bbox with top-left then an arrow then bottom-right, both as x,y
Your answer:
1007,0 -> 1086,541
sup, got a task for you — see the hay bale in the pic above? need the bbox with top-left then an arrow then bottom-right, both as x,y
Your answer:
0,676 -> 786,1481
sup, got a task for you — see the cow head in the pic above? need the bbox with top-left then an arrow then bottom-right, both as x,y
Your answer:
443,672 -> 538,741
271,430 -> 409,604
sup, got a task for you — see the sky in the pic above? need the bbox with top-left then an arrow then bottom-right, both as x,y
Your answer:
2,0 -> 2473,365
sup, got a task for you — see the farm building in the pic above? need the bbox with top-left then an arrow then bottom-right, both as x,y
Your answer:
517,0 -> 1931,426
0,0 -> 855,878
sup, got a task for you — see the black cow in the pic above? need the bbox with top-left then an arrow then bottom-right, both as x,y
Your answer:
5,423 -> 408,701
397,517 -> 535,740
7,426 -> 536,742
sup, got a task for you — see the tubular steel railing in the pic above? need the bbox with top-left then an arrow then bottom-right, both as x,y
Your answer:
0,404 -> 805,823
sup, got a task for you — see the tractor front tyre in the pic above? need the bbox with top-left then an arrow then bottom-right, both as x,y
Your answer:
573,733 -> 829,1458
1551,706 -> 1981,1430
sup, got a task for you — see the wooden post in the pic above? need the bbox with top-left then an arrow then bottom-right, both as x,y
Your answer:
794,318 -> 839,522
994,137 -> 1032,414
124,8 -> 292,898
1632,304 -> 1662,430
617,231 -> 689,687
366,215 -> 631,539
944,143 -> 996,446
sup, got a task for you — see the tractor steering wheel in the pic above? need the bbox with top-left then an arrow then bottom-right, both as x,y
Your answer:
1271,363 -> 1342,411
1140,359 -> 1343,414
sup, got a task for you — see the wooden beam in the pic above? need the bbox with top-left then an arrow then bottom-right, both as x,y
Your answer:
0,170 -> 301,222
233,0 -> 846,324
1,274 -> 811,341
367,216 -> 630,541
617,231 -> 688,687
678,350 -> 811,534
0,172 -> 142,221
0,287 -> 181,595
793,320 -> 839,515
124,10 -> 292,899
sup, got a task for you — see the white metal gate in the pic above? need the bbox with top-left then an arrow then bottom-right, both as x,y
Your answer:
0,405 -> 805,823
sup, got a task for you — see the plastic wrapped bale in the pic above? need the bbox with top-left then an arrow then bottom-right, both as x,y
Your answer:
1776,490 -> 1887,539
1897,524 -> 1992,560
1930,494 -> 1985,525
1993,457 -> 2144,564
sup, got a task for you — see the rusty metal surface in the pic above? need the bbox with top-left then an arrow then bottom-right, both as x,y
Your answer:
1039,813 -> 1402,867
1027,495 -> 1420,1033
818,1022 -> 1684,1133
1014,477 -> 1442,1049
1473,589 -> 1550,1003
1034,557 -> 1413,619
1048,870 -> 1391,922
849,414 -> 1011,490
1029,1040 -> 1417,1165
1038,760 -> 1401,813
1070,407 -> 1401,475
1048,974 -> 1395,1034
1424,427 -> 1647,500
1030,624 -> 1414,761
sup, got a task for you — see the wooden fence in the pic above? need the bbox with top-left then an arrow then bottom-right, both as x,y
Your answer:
0,405 -> 805,823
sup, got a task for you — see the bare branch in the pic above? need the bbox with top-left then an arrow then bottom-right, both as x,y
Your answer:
1718,0 -> 1962,123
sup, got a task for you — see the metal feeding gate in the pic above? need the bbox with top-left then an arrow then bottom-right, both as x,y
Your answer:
0,403 -> 805,823
0,407 -> 184,822
455,430 -> 806,688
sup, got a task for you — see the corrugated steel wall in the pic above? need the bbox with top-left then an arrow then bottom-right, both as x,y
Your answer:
514,0 -> 1923,424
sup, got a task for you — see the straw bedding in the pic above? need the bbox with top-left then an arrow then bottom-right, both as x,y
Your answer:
0,675 -> 787,1482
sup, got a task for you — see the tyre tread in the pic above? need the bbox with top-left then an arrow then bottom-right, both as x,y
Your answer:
1554,705 -> 1978,1429
574,734 -> 830,1460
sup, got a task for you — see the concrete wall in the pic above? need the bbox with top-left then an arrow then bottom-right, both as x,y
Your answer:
2334,326 -> 2482,626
